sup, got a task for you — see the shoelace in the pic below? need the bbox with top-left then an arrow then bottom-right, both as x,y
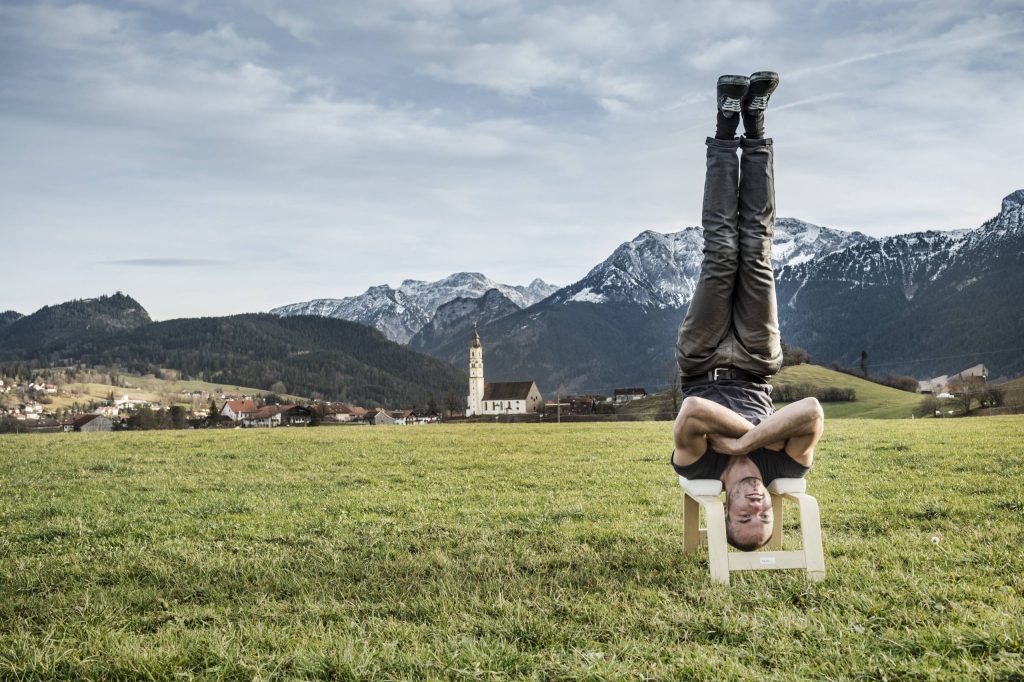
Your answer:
747,95 -> 770,110
721,97 -> 742,113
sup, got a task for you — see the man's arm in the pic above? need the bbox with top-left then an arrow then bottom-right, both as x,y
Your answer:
706,397 -> 823,467
672,396 -> 754,467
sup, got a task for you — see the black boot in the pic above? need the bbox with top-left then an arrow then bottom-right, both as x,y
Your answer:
742,71 -> 779,139
715,74 -> 749,140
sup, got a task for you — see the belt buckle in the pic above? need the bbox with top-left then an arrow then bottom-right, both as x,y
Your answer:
710,367 -> 727,381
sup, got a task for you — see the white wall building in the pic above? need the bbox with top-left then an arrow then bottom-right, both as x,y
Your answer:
465,327 -> 543,416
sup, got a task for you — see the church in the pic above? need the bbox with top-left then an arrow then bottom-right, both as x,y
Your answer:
466,326 -> 543,416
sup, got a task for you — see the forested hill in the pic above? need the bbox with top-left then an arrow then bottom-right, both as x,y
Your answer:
0,293 -> 150,353
0,301 -> 466,408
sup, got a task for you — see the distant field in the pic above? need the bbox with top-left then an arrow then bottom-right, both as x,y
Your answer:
1001,376 -> 1024,411
44,374 -> 307,411
1,420 -> 1022,678
771,364 -> 923,419
619,364 -> 923,419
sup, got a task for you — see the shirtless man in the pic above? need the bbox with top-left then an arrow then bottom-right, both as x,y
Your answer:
671,72 -> 824,551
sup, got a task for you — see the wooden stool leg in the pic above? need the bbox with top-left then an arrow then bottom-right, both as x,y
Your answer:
683,494 -> 700,554
700,498 -> 730,585
789,493 -> 825,582
769,493 -> 783,550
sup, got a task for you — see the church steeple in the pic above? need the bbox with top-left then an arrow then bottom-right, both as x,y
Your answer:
466,322 -> 485,416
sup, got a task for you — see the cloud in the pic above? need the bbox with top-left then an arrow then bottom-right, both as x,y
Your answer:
1,0 -> 1023,320
103,259 -> 226,267
688,36 -> 759,71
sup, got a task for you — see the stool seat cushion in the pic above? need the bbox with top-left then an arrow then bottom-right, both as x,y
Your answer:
678,477 -> 723,497
767,478 -> 807,495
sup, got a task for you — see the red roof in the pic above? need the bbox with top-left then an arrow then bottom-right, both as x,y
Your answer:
72,414 -> 104,428
225,399 -> 256,414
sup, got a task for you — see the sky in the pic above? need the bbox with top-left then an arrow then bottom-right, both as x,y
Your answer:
1,0 -> 1023,320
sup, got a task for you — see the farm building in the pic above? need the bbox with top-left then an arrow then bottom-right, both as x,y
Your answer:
71,414 -> 114,432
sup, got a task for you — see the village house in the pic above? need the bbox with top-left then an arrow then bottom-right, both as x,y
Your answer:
612,387 -> 647,403
242,404 -> 315,428
220,399 -> 257,422
918,364 -> 989,395
390,409 -> 414,425
71,414 -> 114,432
93,404 -> 120,418
322,404 -> 365,423
412,410 -> 442,425
365,408 -> 396,425
465,326 -> 543,415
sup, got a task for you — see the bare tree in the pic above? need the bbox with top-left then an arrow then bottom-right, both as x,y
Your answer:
666,361 -> 682,416
947,375 -> 987,415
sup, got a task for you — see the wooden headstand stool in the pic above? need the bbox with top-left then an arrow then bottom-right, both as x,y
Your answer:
679,476 -> 825,585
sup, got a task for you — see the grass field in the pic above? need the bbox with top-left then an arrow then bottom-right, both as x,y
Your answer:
771,364 -> 923,419
1,420 -> 1022,679
44,374 -> 306,411
619,364 -> 923,420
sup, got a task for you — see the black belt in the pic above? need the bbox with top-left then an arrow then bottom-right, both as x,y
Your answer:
681,367 -> 767,386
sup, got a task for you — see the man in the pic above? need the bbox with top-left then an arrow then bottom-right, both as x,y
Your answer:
671,72 -> 825,552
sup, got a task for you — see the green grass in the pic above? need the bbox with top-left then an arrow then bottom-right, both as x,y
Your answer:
1001,376 -> 1024,410
772,364 -> 923,419
619,364 -> 923,419
1,421 -> 1022,679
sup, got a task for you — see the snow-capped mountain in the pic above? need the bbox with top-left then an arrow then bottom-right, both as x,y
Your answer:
776,190 -> 1024,375
271,273 -> 558,344
416,190 -> 1024,392
409,288 -> 521,354
551,218 -> 868,309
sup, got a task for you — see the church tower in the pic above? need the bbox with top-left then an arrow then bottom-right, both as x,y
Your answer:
466,323 -> 485,416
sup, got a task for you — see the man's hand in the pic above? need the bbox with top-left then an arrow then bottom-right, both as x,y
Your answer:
707,433 -> 747,456
729,397 -> 824,466
673,397 -> 754,467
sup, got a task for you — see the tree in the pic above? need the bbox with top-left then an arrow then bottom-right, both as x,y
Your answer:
914,395 -> 941,418
270,381 -> 287,395
169,405 -> 187,429
860,350 -> 869,378
781,342 -> 811,367
445,393 -> 462,417
947,375 -> 987,415
980,385 -> 1005,409
665,360 -> 682,417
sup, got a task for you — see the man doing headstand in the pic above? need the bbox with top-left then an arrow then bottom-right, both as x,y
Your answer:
672,72 -> 825,552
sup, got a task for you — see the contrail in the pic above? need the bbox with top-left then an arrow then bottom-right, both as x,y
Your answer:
772,92 -> 848,112
789,27 -> 1024,79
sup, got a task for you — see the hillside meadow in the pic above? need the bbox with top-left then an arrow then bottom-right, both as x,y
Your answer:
619,364 -> 924,420
1,420 -> 1022,679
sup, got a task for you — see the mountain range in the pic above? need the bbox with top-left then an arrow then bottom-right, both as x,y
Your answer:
0,294 -> 464,408
273,190 -> 1024,394
4,191 -> 1021,399
272,272 -> 558,344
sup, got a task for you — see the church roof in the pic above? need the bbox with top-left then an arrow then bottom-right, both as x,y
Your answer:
470,326 -> 481,348
483,381 -> 536,400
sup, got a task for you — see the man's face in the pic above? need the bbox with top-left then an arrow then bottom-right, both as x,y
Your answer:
726,476 -> 773,550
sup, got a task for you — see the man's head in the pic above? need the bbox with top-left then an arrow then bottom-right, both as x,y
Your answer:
725,476 -> 773,551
